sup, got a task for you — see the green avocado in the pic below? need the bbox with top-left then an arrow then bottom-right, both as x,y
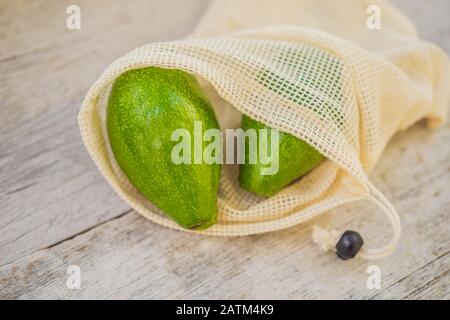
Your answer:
107,67 -> 221,229
239,115 -> 325,197
239,48 -> 344,197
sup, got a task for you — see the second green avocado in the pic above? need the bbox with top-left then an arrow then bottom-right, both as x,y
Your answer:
239,49 -> 335,197
239,115 -> 325,197
107,67 -> 221,229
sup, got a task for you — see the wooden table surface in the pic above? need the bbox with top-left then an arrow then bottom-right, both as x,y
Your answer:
0,0 -> 449,299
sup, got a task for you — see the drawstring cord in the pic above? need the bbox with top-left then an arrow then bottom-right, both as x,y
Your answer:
312,182 -> 402,260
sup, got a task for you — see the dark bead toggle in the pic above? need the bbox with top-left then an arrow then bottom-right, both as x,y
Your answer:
336,230 -> 364,260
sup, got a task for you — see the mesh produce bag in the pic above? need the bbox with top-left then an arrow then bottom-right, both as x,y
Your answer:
78,0 -> 450,259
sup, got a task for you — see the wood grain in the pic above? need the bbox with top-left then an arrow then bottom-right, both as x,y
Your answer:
1,120 -> 448,299
0,0 -> 209,266
0,0 -> 449,299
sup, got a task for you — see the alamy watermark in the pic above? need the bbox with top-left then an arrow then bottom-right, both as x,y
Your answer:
366,5 -> 381,30
66,5 -> 81,30
366,264 -> 382,289
66,265 -> 81,290
171,121 -> 280,175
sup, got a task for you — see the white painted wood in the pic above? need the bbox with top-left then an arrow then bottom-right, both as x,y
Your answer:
0,0 -> 210,266
0,0 -> 448,299
1,118 -> 448,299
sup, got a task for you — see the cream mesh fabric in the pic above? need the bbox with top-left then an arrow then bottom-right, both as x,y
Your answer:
78,0 -> 450,259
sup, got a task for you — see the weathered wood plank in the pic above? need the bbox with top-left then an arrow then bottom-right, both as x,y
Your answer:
0,0 -> 210,59
392,0 -> 450,52
1,119 -> 448,299
0,0 -> 210,266
371,251 -> 449,300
